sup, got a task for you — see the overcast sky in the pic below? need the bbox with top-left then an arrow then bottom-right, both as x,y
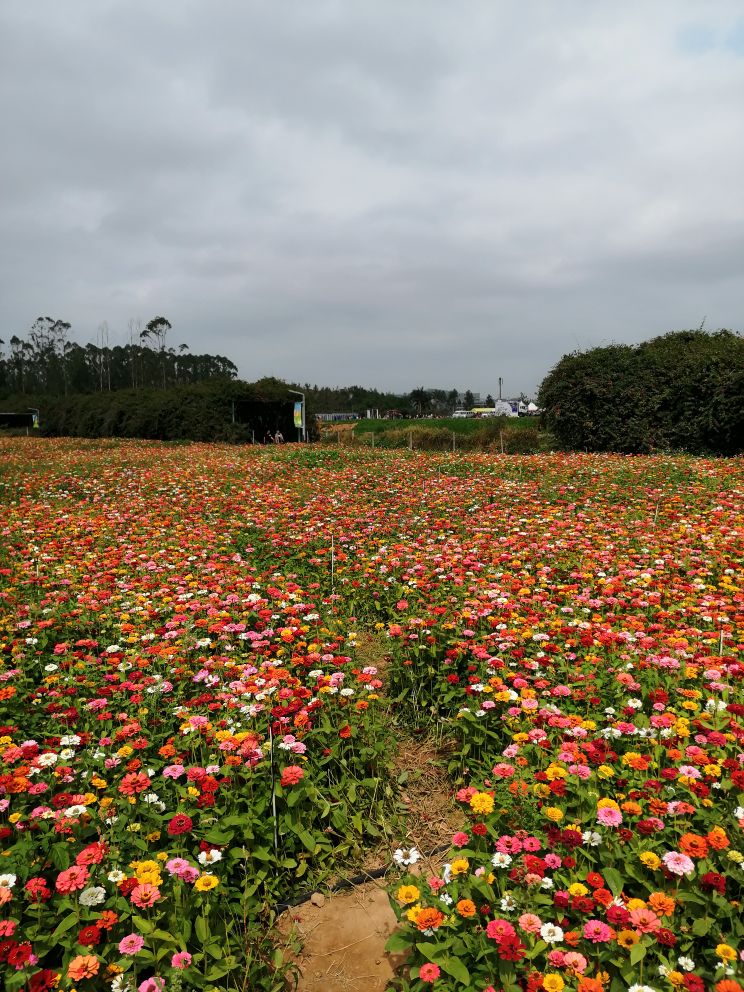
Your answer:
1,1 -> 742,397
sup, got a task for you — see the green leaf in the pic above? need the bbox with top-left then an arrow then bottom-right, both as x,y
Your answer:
629,942 -> 646,966
603,867 -> 624,897
151,929 -> 177,943
385,932 -> 411,954
132,915 -> 155,935
440,956 -> 471,985
50,914 -> 79,941
692,916 -> 714,936
195,916 -> 210,943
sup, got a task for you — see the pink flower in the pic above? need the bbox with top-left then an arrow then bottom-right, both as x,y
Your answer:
165,857 -> 191,876
451,832 -> 470,848
662,851 -> 695,877
55,865 -> 90,894
486,918 -> 516,940
130,883 -> 161,908
564,951 -> 588,974
583,919 -> 612,943
419,963 -> 441,983
518,913 -> 542,934
596,807 -> 622,827
629,907 -> 660,933
172,951 -> 193,969
118,933 -> 145,955
139,980 -> 165,992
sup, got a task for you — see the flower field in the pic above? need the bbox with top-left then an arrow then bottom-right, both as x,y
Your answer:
0,439 -> 742,992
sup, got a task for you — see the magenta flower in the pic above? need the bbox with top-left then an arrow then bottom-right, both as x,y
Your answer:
118,933 -> 145,955
583,919 -> 612,943
172,951 -> 193,969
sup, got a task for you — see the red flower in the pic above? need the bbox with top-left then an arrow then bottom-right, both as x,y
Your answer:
496,935 -> 526,961
167,814 -> 193,836
339,725 -> 352,739
280,765 -> 304,787
77,925 -> 101,947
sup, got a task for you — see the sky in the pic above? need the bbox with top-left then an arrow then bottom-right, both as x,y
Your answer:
1,1 -> 742,398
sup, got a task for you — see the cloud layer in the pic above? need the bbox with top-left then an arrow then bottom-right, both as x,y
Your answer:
1,1 -> 742,396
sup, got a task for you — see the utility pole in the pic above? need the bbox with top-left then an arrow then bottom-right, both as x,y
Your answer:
498,377 -> 503,401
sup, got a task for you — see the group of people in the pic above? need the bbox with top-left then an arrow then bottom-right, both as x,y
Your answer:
262,430 -> 284,444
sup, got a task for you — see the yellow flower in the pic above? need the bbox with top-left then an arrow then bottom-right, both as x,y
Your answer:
396,885 -> 420,905
545,764 -> 568,781
597,798 -> 620,811
616,929 -> 639,948
533,783 -> 551,799
716,943 -> 736,962
469,792 -> 494,815
626,898 -> 646,911
450,858 -> 469,877
543,807 -> 564,823
542,976 -> 564,992
406,903 -> 422,924
639,851 -> 661,870
568,883 -> 588,897
597,765 -> 615,778
8,813 -> 21,824
667,971 -> 685,987
195,874 -> 219,892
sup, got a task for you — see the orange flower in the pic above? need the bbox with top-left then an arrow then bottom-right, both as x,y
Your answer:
715,982 -> 743,992
68,955 -> 100,981
707,826 -> 730,850
415,907 -> 446,932
577,979 -> 605,992
679,833 -> 709,858
648,892 -> 675,916
456,899 -> 476,918
564,930 -> 581,947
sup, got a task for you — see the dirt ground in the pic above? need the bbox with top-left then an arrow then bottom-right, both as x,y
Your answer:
277,881 -> 402,992
276,735 -> 462,992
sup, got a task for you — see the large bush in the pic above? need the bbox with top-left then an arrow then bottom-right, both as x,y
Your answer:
538,329 -> 744,455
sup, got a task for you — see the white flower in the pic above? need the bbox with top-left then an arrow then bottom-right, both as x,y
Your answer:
36,752 -> 58,767
582,830 -> 602,846
0,873 -> 17,888
107,870 -> 126,883
628,986 -> 658,992
79,886 -> 106,906
677,957 -> 695,972
393,847 -> 421,867
539,923 -> 564,944
198,849 -> 223,866
540,876 -> 554,890
439,893 -> 453,906
65,804 -> 87,817
491,852 -> 512,868
499,895 -> 516,912
59,735 -> 81,746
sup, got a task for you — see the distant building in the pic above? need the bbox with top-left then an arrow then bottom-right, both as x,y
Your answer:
316,412 -> 360,422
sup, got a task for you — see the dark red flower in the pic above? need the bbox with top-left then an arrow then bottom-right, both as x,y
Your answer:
167,813 -> 193,836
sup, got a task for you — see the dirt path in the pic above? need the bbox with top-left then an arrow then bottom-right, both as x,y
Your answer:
278,881 -> 401,992
276,633 -> 461,992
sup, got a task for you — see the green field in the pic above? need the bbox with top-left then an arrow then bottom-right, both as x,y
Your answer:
352,415 -> 540,435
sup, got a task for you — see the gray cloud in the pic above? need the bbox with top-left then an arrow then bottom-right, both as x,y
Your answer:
1,0 -> 742,397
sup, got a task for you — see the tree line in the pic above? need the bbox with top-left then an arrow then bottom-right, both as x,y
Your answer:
538,329 -> 743,456
0,316 -> 238,396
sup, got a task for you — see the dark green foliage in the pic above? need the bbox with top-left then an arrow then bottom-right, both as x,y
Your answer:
538,330 -> 744,455
9,382 -> 295,443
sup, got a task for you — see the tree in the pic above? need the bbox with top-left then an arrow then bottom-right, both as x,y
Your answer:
141,316 -> 172,388
463,389 -> 475,410
538,329 -> 744,455
485,393 -> 495,407
409,387 -> 430,416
